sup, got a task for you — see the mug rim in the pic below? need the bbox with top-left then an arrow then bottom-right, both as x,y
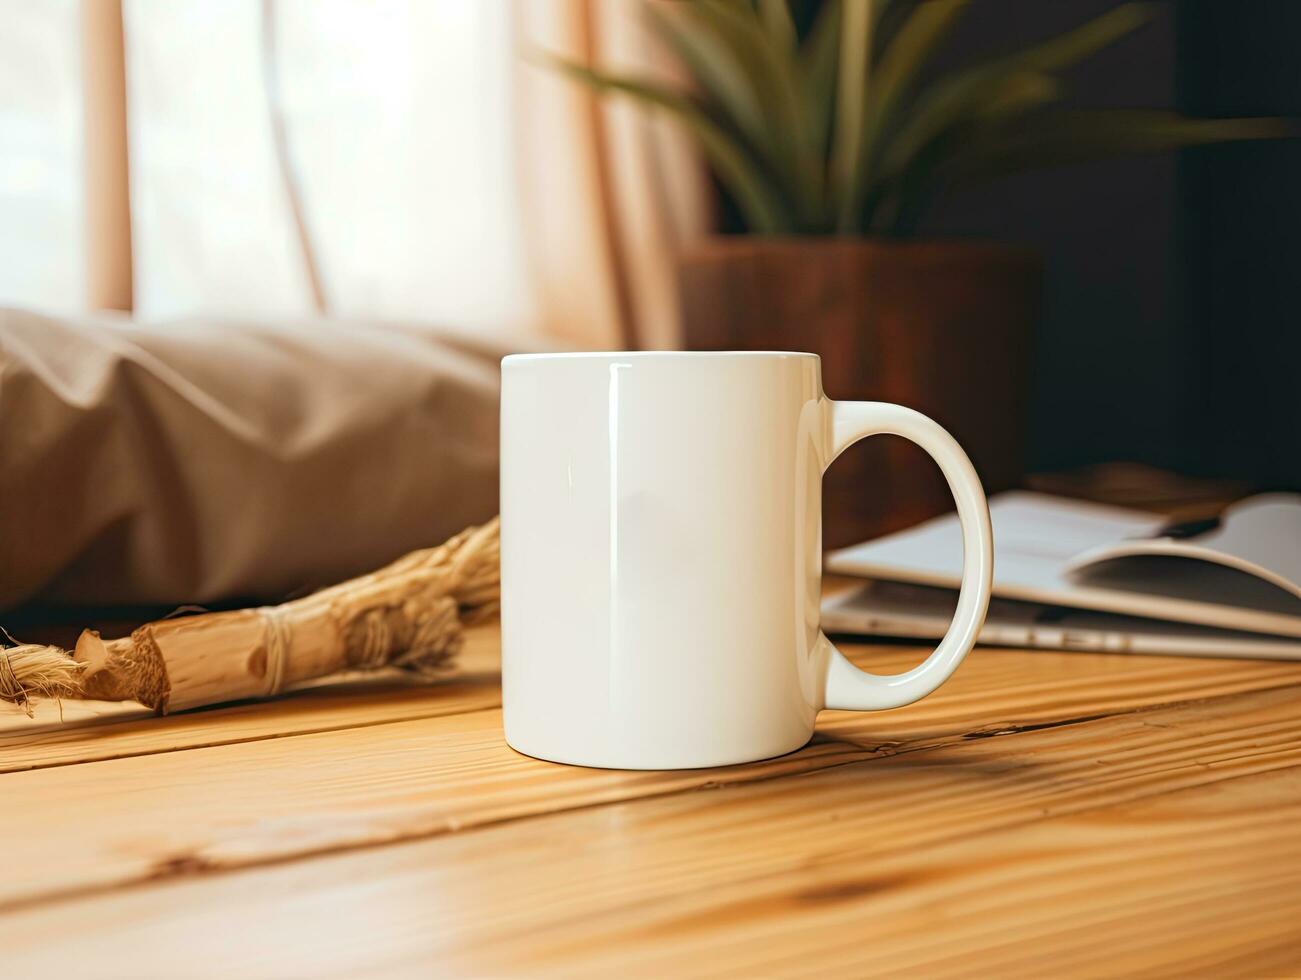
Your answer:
503,350 -> 818,366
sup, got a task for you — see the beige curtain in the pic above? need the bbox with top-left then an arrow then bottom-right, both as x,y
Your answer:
513,0 -> 710,351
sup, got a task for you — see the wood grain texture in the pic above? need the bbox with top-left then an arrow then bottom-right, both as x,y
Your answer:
0,627 -> 502,773
5,683 -> 1299,977
3,625 -> 1292,775
3,622 -> 1300,977
1,631 -> 1297,913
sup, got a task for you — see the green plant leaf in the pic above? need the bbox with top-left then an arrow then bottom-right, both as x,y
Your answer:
758,0 -> 797,53
976,71 -> 1062,117
842,0 -> 969,231
545,57 -> 794,232
800,0 -> 842,151
876,69 -> 1060,190
544,2 -> 1289,241
882,110 -> 1291,237
830,0 -> 874,230
863,1 -> 1151,233
943,110 -> 1293,183
863,0 -> 971,145
868,71 -> 1060,235
1013,1 -> 1152,73
685,1 -> 819,226
895,0 -> 1149,160
644,3 -> 770,168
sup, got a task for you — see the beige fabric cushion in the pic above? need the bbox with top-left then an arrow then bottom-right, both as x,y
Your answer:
0,308 -> 502,610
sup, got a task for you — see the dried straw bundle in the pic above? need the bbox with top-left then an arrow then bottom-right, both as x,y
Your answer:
1,517 -> 499,716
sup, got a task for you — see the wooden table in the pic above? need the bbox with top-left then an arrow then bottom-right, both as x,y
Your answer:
3,618 -> 1300,977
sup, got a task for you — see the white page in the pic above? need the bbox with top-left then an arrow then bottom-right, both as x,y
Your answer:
826,491 -> 1301,638
1066,494 -> 1301,599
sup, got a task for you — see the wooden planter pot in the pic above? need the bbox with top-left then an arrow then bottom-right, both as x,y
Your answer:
677,238 -> 1042,549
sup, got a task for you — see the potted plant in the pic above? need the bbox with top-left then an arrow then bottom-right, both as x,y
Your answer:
552,0 -> 1282,546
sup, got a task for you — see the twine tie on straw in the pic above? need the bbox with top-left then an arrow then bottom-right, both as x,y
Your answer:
258,606 -> 292,697
356,608 -> 392,670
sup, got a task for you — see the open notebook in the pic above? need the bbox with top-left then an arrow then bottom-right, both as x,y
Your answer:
824,491 -> 1301,659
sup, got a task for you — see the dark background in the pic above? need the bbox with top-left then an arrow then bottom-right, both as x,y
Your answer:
734,0 -> 1301,488
933,0 -> 1300,488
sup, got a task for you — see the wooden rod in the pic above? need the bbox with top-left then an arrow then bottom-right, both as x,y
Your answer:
80,0 -> 134,312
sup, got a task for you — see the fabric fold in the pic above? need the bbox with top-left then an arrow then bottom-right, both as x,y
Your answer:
0,309 -> 503,610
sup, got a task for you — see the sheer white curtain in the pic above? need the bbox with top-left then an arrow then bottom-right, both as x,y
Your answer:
0,0 -> 706,346
0,1 -> 84,311
0,0 -> 534,336
125,0 -> 534,334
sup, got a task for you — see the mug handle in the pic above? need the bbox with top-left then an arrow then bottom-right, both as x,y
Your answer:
818,401 -> 994,710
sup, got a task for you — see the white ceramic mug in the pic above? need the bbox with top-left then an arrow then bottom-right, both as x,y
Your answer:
500,351 -> 993,770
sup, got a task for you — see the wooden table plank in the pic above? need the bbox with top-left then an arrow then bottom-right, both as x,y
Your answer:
1,630 -> 1297,913
0,675 -> 499,773
3,624 -> 1295,774
784,768 -> 1301,978
4,683 -> 1298,977
0,627 -> 502,773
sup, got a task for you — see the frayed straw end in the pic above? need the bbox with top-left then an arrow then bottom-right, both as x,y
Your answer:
0,644 -> 84,716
